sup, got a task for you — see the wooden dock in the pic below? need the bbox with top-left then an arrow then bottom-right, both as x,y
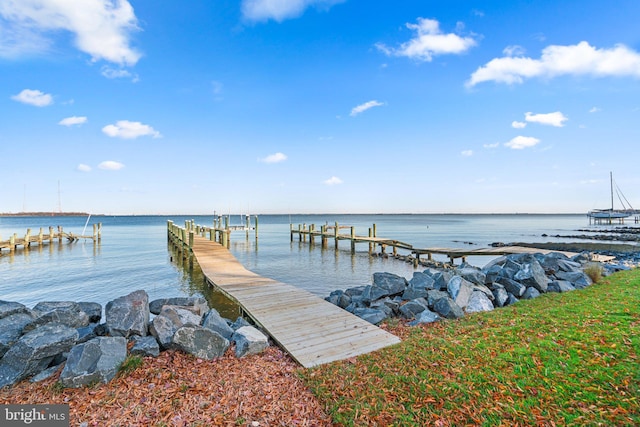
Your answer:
168,221 -> 401,368
0,224 -> 102,253
291,222 -> 615,264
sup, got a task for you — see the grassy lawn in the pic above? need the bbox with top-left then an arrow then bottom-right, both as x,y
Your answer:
302,269 -> 640,426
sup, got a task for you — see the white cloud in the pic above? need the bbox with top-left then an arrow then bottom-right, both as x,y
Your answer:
483,142 -> 500,149
525,111 -> 568,127
467,41 -> 640,87
98,160 -> 124,170
59,116 -> 87,126
11,89 -> 53,106
77,163 -> 92,172
324,176 -> 343,185
376,18 -> 477,62
512,121 -> 527,129
259,152 -> 287,163
101,66 -> 139,82
350,100 -> 384,116
503,45 -> 525,57
102,120 -> 161,139
0,0 -> 141,66
461,150 -> 473,157
241,0 -> 344,22
589,107 -> 602,113
504,136 -> 540,149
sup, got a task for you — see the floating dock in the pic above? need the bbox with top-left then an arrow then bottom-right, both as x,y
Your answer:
168,221 -> 401,368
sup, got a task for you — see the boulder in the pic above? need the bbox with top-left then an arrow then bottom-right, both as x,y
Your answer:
522,287 -> 541,300
202,309 -> 234,340
401,286 -> 429,301
149,314 -> 178,349
432,271 -> 454,291
76,323 -> 101,344
78,302 -> 102,323
59,337 -> 127,388
465,291 -> 494,313
408,272 -> 436,290
24,302 -> 90,333
105,290 -> 149,338
172,325 -> 229,360
425,290 -> 449,309
447,276 -> 474,308
0,323 -> 78,388
361,285 -> 390,304
148,297 -> 209,316
496,277 -> 526,298
398,298 -> 429,319
456,267 -> 486,286
231,317 -> 252,330
353,308 -> 388,325
556,271 -> 592,289
232,326 -> 269,357
130,335 -> 160,357
491,285 -> 509,308
158,305 -> 202,328
369,299 -> 394,317
408,309 -> 442,326
0,301 -> 32,320
0,312 -> 35,357
514,260 -> 548,292
433,297 -> 465,319
483,264 -> 503,285
372,272 -> 408,295
547,280 -> 576,293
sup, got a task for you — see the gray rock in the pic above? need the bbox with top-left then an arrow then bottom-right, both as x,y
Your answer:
398,298 -> 429,319
483,264 -> 503,284
0,301 -> 31,320
548,280 -> 576,293
0,323 -> 78,388
514,260 -> 549,292
76,323 -> 100,344
361,285 -> 390,303
105,290 -> 150,338
408,309 -> 442,326
148,297 -> 209,316
425,290 -> 449,308
130,335 -> 160,357
231,317 -> 252,330
370,299 -> 394,317
522,287 -> 541,300
372,272 -> 408,296
24,302 -> 90,333
408,272 -> 435,290
202,309 -> 234,340
232,326 -> 269,357
158,305 -> 202,328
500,258 -> 523,279
465,291 -> 495,313
30,364 -> 63,383
456,267 -> 486,286
432,271 -> 454,291
353,307 -> 388,325
433,297 -> 465,319
149,314 -> 177,349
172,325 -> 230,360
556,271 -> 592,289
401,286 -> 429,301
78,302 -> 102,323
0,312 -> 35,357
344,286 -> 366,297
59,337 -> 127,388
447,276 -> 475,308
505,293 -> 520,306
491,285 -> 509,307
497,277 -> 526,297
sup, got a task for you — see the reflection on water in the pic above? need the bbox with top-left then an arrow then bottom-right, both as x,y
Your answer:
167,241 -> 241,320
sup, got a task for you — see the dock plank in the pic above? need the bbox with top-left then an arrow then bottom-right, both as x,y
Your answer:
188,235 -> 400,368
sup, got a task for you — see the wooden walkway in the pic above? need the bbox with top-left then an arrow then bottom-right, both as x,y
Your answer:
291,222 -> 615,263
0,225 -> 101,253
169,222 -> 401,368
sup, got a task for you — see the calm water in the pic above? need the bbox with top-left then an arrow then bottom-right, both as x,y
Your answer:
0,214 -> 631,316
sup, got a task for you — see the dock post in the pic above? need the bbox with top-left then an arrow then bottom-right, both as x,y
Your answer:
321,225 -> 327,248
254,215 -> 259,240
49,226 -> 54,243
188,230 -> 194,249
10,233 -> 16,252
350,226 -> 355,253
97,223 -> 102,242
309,224 -> 315,244
297,224 -> 302,241
334,222 -> 339,249
209,228 -> 215,241
290,224 -> 294,242
373,223 -> 377,238
38,228 -> 43,246
368,228 -> 373,254
58,226 -> 63,243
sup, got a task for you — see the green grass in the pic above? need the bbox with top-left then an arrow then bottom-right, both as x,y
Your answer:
302,269 -> 640,426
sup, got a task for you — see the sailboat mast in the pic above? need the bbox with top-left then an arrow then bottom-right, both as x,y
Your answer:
610,171 -> 614,211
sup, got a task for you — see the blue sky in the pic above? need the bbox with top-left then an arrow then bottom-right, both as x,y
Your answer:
1,0 -> 639,215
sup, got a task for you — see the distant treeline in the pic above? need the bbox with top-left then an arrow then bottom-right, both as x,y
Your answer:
0,212 -> 92,217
